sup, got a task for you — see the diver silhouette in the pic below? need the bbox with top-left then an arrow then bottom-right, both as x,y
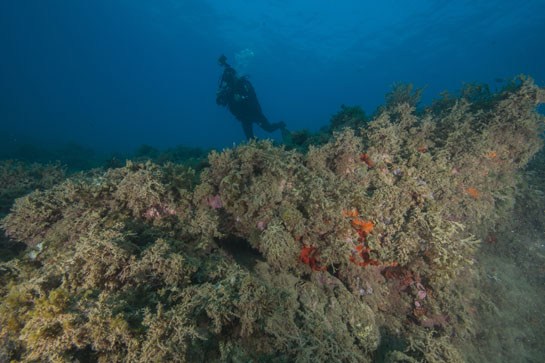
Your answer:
216,54 -> 289,141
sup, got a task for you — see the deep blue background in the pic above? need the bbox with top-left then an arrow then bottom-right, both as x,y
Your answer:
1,0 -> 544,153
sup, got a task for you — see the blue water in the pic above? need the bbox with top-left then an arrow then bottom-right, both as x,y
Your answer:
1,0 -> 544,154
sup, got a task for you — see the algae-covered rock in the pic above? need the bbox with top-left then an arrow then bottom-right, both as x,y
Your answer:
0,160 -> 66,218
0,76 -> 544,362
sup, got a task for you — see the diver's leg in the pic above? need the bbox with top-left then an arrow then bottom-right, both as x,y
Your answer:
256,114 -> 284,133
242,120 -> 254,140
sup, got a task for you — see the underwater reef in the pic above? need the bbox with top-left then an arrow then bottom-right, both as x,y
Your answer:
1,76 -> 544,362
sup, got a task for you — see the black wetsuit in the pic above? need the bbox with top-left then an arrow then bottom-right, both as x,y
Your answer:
216,64 -> 284,140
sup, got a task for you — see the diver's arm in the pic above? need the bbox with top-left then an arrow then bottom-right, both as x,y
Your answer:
216,88 -> 230,106
217,67 -> 236,106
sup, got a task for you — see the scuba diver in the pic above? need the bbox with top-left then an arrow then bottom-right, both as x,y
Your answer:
216,54 -> 290,141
